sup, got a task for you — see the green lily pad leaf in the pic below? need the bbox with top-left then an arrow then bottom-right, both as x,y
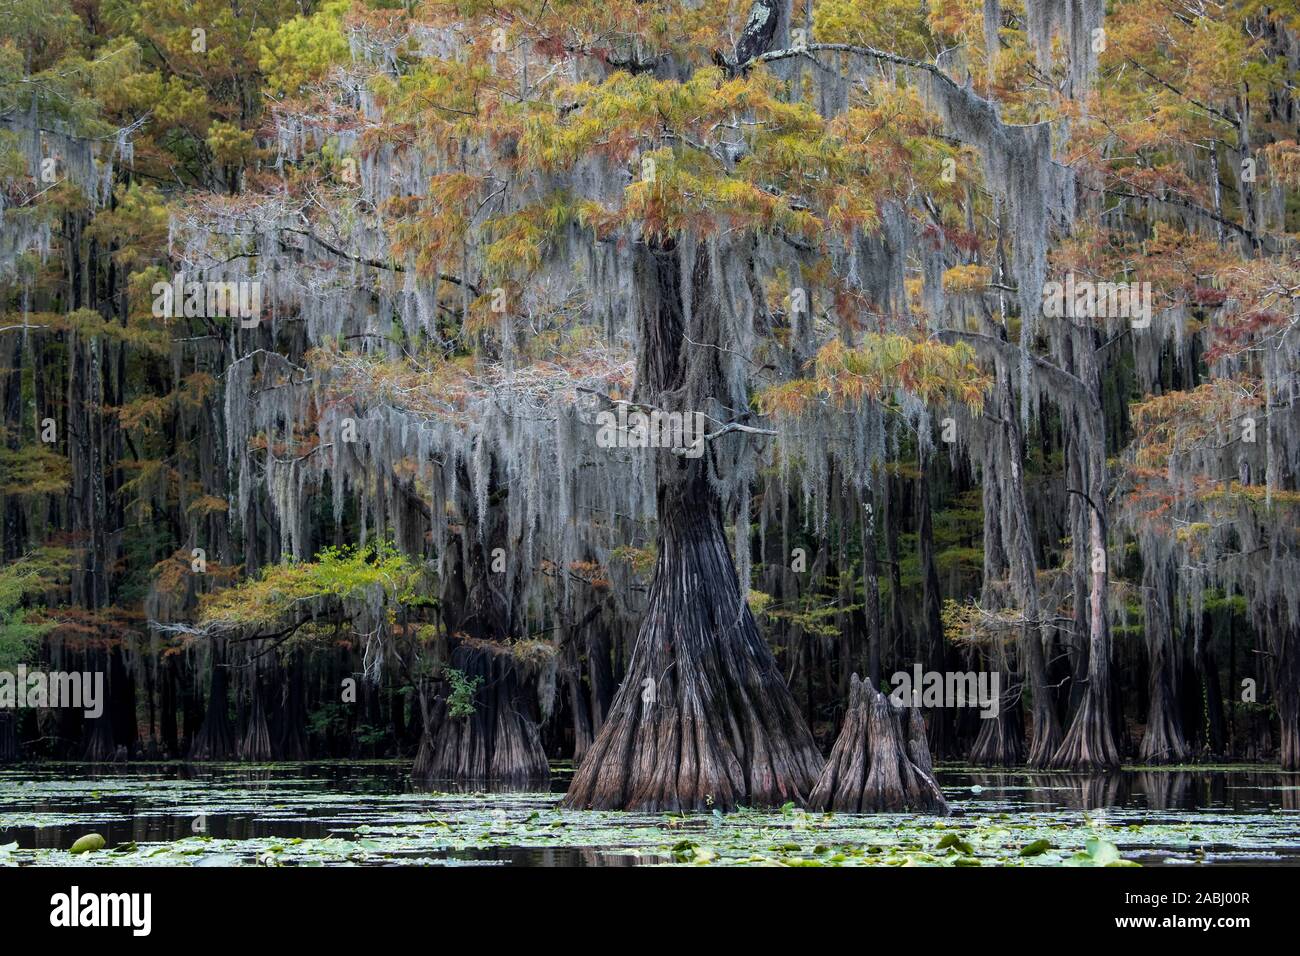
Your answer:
936,833 -> 974,855
1085,837 -> 1121,866
69,833 -> 106,854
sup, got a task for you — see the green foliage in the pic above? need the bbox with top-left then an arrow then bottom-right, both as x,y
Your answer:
1065,837 -> 1139,867
306,701 -> 350,740
443,667 -> 483,719
764,593 -> 862,639
0,549 -> 70,670
258,0 -> 352,96
197,543 -> 429,632
0,443 -> 72,497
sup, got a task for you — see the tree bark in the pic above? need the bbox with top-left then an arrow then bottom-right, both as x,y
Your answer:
421,641 -> 550,787
809,674 -> 948,813
1267,600 -> 1299,770
240,656 -> 275,761
160,652 -> 179,758
995,362 -> 1060,766
421,497 -> 552,786
563,239 -> 823,811
916,450 -> 953,757
1138,562 -> 1189,763
190,642 -> 235,760
0,710 -> 17,763
1050,330 -> 1121,770
275,650 -> 309,759
1050,429 -> 1121,768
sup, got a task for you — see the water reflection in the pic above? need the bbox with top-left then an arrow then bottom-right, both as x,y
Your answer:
944,766 -> 1300,811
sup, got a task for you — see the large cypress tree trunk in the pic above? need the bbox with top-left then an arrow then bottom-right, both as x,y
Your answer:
563,239 -> 823,811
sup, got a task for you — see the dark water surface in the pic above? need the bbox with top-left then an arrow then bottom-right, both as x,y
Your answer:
2,762 -> 1298,866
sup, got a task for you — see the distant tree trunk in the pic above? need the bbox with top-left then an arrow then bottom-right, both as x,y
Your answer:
109,645 -> 137,756
1267,599 -> 1300,770
916,450 -> 953,757
181,655 -> 203,752
558,602 -> 604,762
0,711 -> 17,763
389,683 -> 407,754
82,711 -> 116,761
993,359 -> 1060,766
1195,631 -> 1227,757
884,471 -> 906,667
3,334 -> 24,562
970,666 -> 1025,766
969,411 -> 1026,767
1051,402 -> 1120,768
1064,436 -> 1091,715
275,651 -> 308,759
190,642 -> 235,760
82,648 -> 116,761
861,496 -> 882,689
160,653 -> 179,758
586,629 -> 616,735
565,634 -> 595,763
568,672 -> 595,763
1047,322 -> 1121,771
240,656 -> 275,761
563,239 -> 823,811
1139,561 -> 1189,763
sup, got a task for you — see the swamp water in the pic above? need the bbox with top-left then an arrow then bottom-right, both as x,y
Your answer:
2,762 -> 1298,867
